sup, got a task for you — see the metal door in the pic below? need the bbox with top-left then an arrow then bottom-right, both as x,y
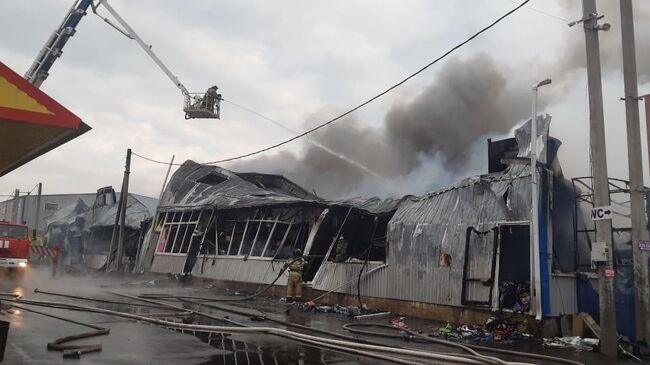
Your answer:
462,227 -> 497,305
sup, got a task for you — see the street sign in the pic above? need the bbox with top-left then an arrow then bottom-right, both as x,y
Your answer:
591,206 -> 613,221
639,240 -> 650,252
604,268 -> 615,278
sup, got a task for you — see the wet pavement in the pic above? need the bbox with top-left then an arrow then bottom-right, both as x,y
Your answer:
1,266 -> 647,364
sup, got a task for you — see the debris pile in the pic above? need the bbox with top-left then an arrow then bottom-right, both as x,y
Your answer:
435,317 -> 531,343
499,281 -> 530,312
543,336 -> 599,351
288,300 -> 386,318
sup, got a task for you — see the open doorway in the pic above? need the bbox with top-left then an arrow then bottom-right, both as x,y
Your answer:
497,224 -> 530,313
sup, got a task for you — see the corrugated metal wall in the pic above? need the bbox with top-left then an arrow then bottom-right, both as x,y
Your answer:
549,274 -> 577,315
151,254 -> 289,286
313,171 -> 534,308
381,173 -> 531,306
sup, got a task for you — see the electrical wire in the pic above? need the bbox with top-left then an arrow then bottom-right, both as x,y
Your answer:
129,0 -> 530,167
502,0 -> 572,24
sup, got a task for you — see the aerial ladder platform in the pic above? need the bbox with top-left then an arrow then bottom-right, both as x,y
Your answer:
24,0 -> 221,120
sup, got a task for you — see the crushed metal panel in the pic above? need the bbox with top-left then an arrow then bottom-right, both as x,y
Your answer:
310,261 -> 385,295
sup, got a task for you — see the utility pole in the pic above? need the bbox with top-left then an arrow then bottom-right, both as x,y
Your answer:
32,182 -> 42,241
582,0 -> 617,356
116,148 -> 132,272
531,78 -> 552,321
19,191 -> 30,224
11,189 -> 19,223
620,0 -> 650,343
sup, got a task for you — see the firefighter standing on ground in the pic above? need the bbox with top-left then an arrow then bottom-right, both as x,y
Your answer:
286,249 -> 305,302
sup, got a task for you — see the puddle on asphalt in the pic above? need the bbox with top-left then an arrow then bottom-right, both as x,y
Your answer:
195,331 -> 368,365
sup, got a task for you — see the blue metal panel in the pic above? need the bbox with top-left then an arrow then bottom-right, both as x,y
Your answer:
576,273 -> 636,341
615,265 -> 636,340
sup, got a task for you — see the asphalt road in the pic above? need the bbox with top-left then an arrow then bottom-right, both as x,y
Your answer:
0,266 -> 645,364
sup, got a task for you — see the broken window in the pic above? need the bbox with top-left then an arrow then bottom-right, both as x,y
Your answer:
263,223 -> 290,258
251,220 -> 273,256
215,220 -> 233,255
196,172 -> 229,185
239,220 -> 259,256
317,208 -> 389,264
208,209 -> 309,259
201,222 -> 217,255
227,222 -> 245,255
156,210 -> 204,254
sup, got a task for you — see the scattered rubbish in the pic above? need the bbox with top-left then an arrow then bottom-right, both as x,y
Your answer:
543,336 -> 599,351
390,316 -> 409,330
433,318 -> 531,343
290,301 -> 377,318
438,323 -> 454,334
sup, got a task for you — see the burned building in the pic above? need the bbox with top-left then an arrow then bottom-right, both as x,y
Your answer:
137,164 -> 401,286
44,187 -> 156,269
142,115 -> 584,324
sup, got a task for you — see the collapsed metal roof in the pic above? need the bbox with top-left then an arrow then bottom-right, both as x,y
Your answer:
159,163 -> 322,211
45,194 -> 153,230
159,163 -> 403,215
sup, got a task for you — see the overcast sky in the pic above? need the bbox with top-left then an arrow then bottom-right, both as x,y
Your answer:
1,0 -> 649,200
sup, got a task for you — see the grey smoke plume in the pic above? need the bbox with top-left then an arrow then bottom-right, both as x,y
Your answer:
228,54 -> 534,198
556,2 -> 650,83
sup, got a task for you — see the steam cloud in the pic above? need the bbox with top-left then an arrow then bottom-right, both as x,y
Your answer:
229,54 -> 534,199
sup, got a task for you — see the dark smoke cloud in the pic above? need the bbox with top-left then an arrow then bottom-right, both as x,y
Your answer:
385,56 -> 529,173
228,54 -> 534,198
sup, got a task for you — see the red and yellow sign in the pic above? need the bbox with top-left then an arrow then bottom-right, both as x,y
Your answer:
0,61 -> 90,176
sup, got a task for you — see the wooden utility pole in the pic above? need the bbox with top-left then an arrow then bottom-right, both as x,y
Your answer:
619,0 -> 650,343
582,0 -> 617,356
116,148 -> 132,272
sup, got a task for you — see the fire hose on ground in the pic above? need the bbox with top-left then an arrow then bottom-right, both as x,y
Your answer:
133,292 -> 584,365
8,303 -> 108,358
115,292 -> 514,365
16,289 -> 586,365
1,296 -> 533,365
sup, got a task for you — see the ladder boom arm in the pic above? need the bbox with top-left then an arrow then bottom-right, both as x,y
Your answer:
25,0 -> 94,87
95,0 -> 191,98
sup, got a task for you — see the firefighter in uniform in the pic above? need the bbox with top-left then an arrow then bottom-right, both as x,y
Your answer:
203,85 -> 222,116
286,248 -> 305,303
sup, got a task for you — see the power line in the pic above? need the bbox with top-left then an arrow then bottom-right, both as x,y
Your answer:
502,0 -> 571,24
132,0 -> 530,167
223,99 -> 380,176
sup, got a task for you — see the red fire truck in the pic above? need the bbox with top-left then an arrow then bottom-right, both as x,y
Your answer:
0,220 -> 30,280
